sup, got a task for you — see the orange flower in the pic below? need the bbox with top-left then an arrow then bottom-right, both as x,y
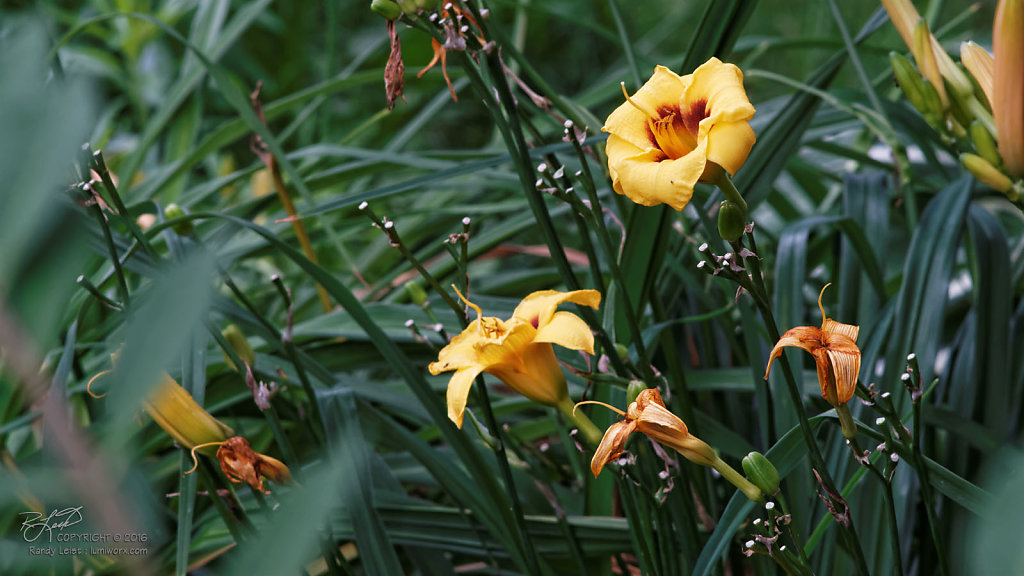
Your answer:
764,284 -> 860,407
581,389 -> 762,501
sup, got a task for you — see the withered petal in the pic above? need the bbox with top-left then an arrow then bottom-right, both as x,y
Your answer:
591,420 -> 637,477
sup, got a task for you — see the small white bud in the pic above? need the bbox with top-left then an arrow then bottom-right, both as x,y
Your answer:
875,417 -> 886,426
900,373 -> 911,382
881,392 -> 891,398
553,166 -> 565,179
462,217 -> 471,226
753,518 -> 762,526
404,319 -> 415,328
537,163 -> 548,173
699,242 -> 709,252
460,25 -> 469,33
384,221 -> 394,230
358,201 -> 369,210
907,353 -> 916,361
764,502 -> 775,511
432,323 -> 444,332
890,453 -> 899,463
746,540 -> 756,549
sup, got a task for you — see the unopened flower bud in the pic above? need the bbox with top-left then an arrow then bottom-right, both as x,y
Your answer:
221,324 -> 256,370
890,52 -> 929,115
371,0 -> 402,19
961,153 -> 1014,193
405,281 -> 429,307
970,121 -> 1003,168
742,452 -> 780,496
614,343 -> 630,362
717,200 -> 746,242
164,203 -> 193,235
961,42 -> 994,108
626,380 -> 646,405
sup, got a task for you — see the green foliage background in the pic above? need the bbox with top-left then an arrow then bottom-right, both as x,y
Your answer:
0,0 -> 1021,575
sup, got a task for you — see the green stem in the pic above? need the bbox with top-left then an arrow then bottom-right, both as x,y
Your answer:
911,387 -> 949,576
474,378 -> 547,575
836,403 -> 857,439
736,228 -> 871,575
709,455 -> 762,502
557,397 -> 602,446
714,173 -> 748,214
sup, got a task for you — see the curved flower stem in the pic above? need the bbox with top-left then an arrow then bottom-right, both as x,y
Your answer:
714,172 -> 749,214
709,455 -> 762,502
731,221 -> 871,575
556,397 -> 602,446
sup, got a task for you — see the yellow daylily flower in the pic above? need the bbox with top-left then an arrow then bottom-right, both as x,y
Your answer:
582,389 -> 761,501
602,58 -> 756,211
764,284 -> 861,407
994,0 -> 1024,177
429,288 -> 601,428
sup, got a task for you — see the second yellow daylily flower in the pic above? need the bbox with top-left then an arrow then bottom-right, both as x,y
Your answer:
602,58 -> 756,211
429,288 -> 601,428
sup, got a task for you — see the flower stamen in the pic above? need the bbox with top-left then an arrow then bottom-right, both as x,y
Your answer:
86,369 -> 112,399
817,282 -> 832,323
452,284 -> 482,322
573,399 -> 626,417
620,82 -> 659,119
184,441 -> 228,475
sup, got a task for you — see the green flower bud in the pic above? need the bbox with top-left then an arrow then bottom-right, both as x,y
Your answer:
890,52 -> 929,115
614,343 -> 630,362
741,452 -> 780,496
970,120 -> 1003,168
961,153 -> 1015,194
164,203 -> 193,236
405,281 -> 428,307
221,324 -> 255,370
370,0 -> 401,19
717,200 -> 746,242
626,380 -> 646,405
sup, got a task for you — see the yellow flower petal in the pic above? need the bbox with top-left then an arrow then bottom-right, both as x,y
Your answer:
512,289 -> 601,329
602,65 -> 687,152
428,322 -> 480,374
606,135 -> 705,210
704,121 -> 756,178
446,366 -> 484,428
473,319 -> 535,369
590,419 -> 636,477
533,310 -> 595,353
685,57 -> 756,125
495,343 -> 568,406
